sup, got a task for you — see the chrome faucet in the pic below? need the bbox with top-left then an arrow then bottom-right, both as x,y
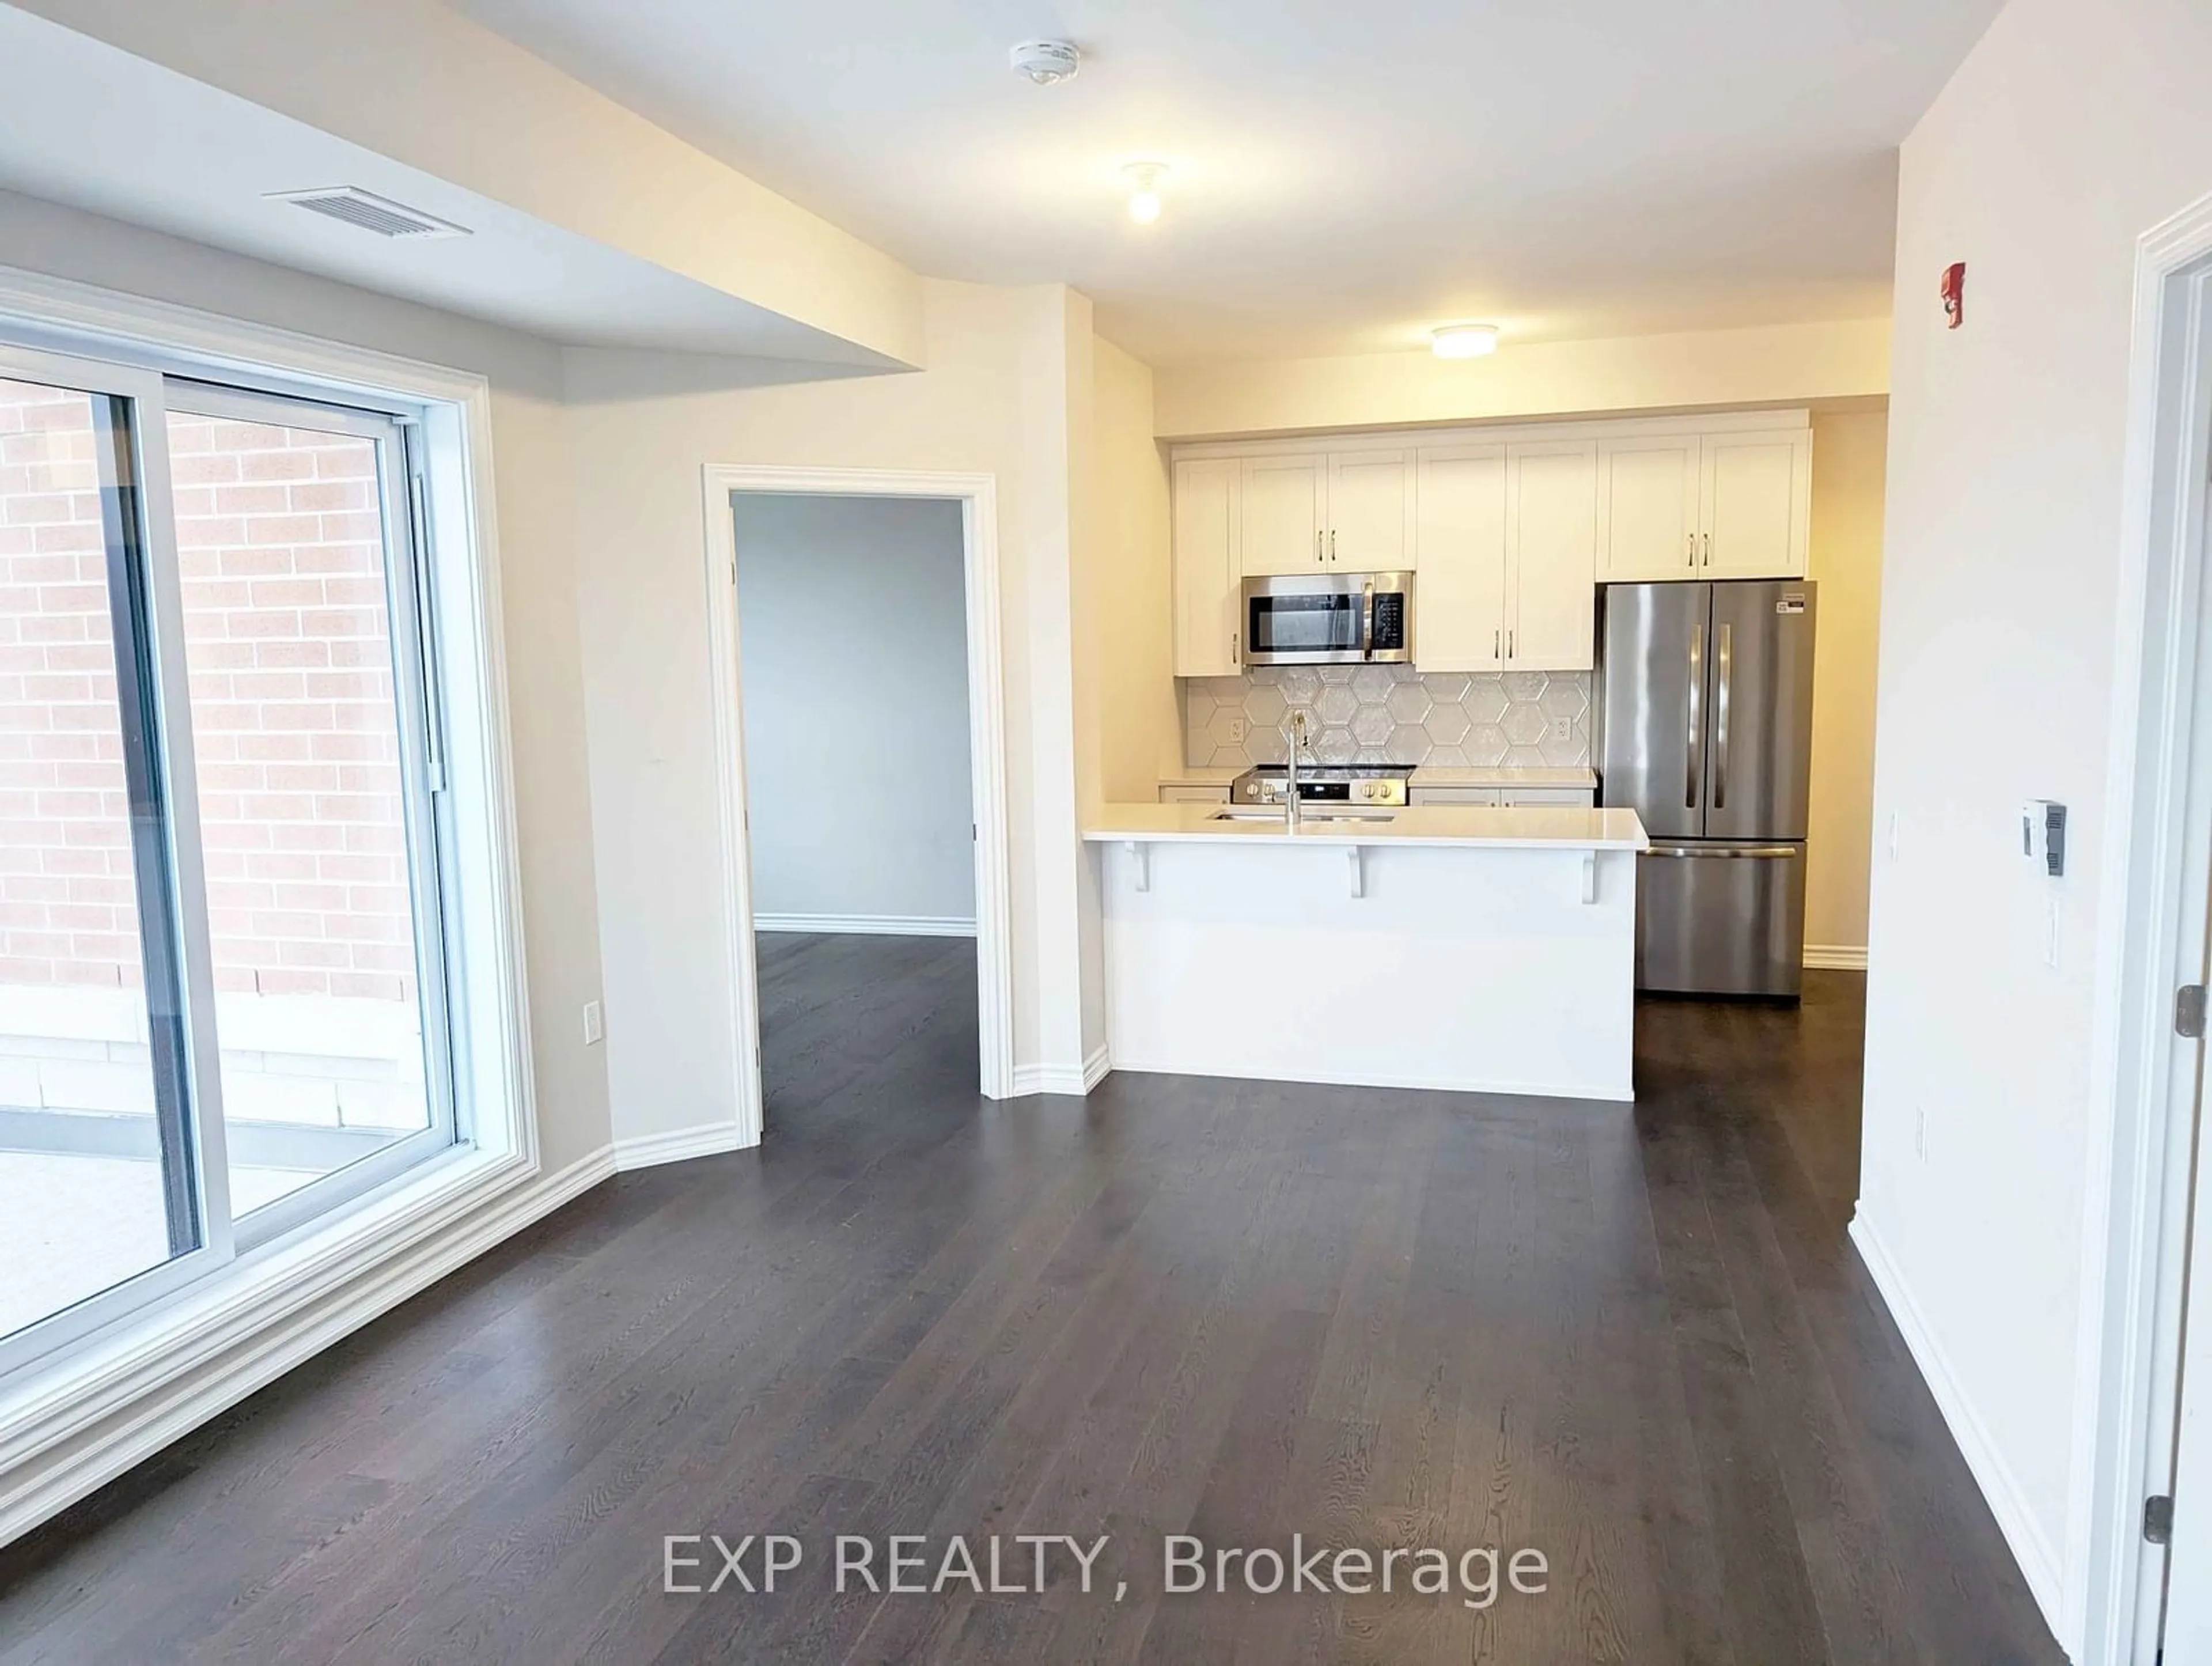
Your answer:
1283,709 -> 1312,831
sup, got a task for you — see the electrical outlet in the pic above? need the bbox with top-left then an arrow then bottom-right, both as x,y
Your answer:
1225,716 -> 1247,744
1549,717 -> 1573,743
583,1000 -> 604,1046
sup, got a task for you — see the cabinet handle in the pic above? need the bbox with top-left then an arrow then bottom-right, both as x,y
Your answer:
1232,630 -> 1238,666
1493,628 -> 1501,660
1703,532 -> 1711,566
1507,628 -> 1515,660
1687,532 -> 1696,569
1330,529 -> 1338,562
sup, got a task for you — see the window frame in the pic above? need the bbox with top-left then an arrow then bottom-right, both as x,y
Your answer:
0,266 -> 541,1456
159,381 -> 463,1254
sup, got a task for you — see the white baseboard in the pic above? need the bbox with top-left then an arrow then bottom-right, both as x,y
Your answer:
1847,1210 -> 2066,1638
752,912 -> 977,938
0,1144 -> 615,1550
1010,1045 -> 1110,1097
612,1120 -> 753,1171
1107,1056 -> 1634,1103
1805,944 -> 1869,971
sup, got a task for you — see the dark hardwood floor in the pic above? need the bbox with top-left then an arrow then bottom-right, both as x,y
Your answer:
0,933 -> 2062,1664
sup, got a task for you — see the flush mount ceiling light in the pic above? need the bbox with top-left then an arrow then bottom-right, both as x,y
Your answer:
1431,323 -> 1501,359
1123,161 -> 1169,224
1009,39 -> 1081,85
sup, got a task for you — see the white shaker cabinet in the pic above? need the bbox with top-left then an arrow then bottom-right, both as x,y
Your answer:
1172,457 -> 1241,677
1505,441 -> 1598,672
1700,428 -> 1810,578
1597,434 -> 1703,580
1410,446 -> 1508,672
1326,450 -> 1415,569
1237,453 -> 1328,575
1598,425 -> 1810,581
1411,440 -> 1594,673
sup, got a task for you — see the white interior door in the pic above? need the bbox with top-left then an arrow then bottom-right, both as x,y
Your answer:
1172,457 -> 1241,676
2164,1111 -> 2212,1659
1597,434 -> 1702,581
1700,429 -> 1809,578
1326,450 -> 1414,569
1411,446 -> 1506,671
1507,441 -> 1599,671
1238,454 -> 1328,575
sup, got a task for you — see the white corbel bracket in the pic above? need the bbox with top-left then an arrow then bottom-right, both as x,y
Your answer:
1124,840 -> 1150,892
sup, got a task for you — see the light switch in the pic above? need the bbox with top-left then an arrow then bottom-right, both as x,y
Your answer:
583,1000 -> 604,1045
2022,801 -> 2066,877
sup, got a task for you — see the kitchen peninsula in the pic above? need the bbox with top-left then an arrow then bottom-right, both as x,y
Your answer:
1084,801 -> 1650,1101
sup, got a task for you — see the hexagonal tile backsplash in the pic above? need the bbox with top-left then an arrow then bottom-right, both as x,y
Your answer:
1184,668 -> 1592,770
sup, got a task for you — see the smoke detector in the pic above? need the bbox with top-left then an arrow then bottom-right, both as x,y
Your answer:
1009,39 -> 1081,86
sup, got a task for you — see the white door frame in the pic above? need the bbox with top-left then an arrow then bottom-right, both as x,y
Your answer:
2073,190 -> 2212,1665
700,465 -> 1018,1140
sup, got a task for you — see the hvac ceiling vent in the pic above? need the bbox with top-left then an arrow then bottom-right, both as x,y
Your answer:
266,187 -> 471,240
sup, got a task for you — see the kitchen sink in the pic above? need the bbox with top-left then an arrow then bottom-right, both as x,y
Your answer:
1208,809 -> 1291,822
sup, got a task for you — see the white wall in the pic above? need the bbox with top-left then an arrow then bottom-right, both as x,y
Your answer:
732,493 -> 974,928
1152,317 -> 1891,439
1089,339 -> 1180,801
566,279 -> 1104,1142
1861,0 -> 2212,1646
1805,410 -> 1888,956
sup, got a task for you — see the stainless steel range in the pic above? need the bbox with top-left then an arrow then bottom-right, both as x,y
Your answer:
1229,763 -> 1413,808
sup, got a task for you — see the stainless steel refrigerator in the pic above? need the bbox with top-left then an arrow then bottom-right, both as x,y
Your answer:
1597,580 -> 1816,998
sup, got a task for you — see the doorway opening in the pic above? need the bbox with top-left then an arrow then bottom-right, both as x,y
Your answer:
701,467 -> 1014,1148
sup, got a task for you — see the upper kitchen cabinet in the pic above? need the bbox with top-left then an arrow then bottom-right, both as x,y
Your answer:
1411,440 -> 1592,673
1505,441 -> 1598,671
1412,445 -> 1508,672
1237,453 -> 1328,574
1597,419 -> 1811,581
1325,450 -> 1414,569
1596,434 -> 1702,580
1172,457 -> 1241,677
1238,449 -> 1416,574
1700,428 -> 1811,578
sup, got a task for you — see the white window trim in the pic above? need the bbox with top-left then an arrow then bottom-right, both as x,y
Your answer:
0,264 -> 569,1547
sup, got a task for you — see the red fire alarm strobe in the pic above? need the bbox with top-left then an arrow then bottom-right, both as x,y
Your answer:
1941,262 -> 1966,328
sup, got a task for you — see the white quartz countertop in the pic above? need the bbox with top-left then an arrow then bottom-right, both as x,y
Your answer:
1087,800 -> 1649,851
1158,765 -> 1597,789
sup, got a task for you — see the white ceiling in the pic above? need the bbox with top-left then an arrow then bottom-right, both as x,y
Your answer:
450,0 -> 2003,365
0,3 -> 900,365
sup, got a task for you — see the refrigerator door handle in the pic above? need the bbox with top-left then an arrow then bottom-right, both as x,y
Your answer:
1646,843 -> 1799,859
1685,624 -> 1703,809
1713,622 -> 1733,811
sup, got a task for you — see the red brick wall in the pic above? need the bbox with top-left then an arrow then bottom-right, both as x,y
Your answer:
0,382 -> 418,1005
0,383 -> 137,991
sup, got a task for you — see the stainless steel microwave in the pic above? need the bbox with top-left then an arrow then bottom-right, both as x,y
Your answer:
1240,571 -> 1414,665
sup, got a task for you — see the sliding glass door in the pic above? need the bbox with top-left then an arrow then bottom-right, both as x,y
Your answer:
162,387 -> 454,1246
0,353 -> 214,1349
0,349 -> 457,1373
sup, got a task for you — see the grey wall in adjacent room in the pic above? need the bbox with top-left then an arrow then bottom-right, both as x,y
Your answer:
734,493 -> 974,929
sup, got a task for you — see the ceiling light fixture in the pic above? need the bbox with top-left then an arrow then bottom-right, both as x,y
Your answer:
1123,161 -> 1168,224
1009,39 -> 1081,85
1431,323 -> 1501,359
